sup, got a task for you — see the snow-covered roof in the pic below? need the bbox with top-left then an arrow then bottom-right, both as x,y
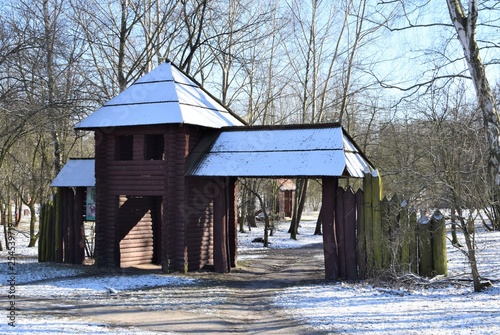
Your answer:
186,124 -> 374,178
278,179 -> 296,191
50,159 -> 95,187
75,62 -> 244,130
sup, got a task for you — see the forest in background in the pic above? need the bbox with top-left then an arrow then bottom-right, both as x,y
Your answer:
1,0 -> 500,270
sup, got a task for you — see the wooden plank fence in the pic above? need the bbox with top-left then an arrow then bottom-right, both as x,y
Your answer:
38,187 -> 85,264
330,173 -> 448,280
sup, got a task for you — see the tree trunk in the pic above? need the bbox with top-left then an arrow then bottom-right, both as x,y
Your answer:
246,180 -> 257,229
314,206 -> 322,235
456,208 -> 482,292
27,202 -> 39,247
239,185 -> 248,233
180,0 -> 208,74
289,178 -> 308,239
450,207 -> 462,246
118,0 -> 129,92
446,0 -> 500,229
43,0 -> 62,176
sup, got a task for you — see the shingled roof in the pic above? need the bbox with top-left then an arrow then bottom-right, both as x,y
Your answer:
75,62 -> 244,130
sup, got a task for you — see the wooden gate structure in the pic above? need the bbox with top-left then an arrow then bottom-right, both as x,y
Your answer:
47,61 -> 431,281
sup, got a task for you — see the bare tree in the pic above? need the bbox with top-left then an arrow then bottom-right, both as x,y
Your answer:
42,0 -> 63,175
9,129 -> 54,247
283,0 -> 382,238
446,0 -> 500,229
425,86 -> 489,291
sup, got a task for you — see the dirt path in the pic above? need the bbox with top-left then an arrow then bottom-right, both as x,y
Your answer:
22,243 -> 331,334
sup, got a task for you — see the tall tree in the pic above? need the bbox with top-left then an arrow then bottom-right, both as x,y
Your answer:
43,0 -> 63,175
446,0 -> 500,228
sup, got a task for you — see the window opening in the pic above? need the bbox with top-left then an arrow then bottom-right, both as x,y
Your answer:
144,134 -> 164,160
116,135 -> 134,160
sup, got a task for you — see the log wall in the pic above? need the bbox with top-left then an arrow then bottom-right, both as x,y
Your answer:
118,195 -> 161,267
94,124 -> 220,272
184,177 -> 215,271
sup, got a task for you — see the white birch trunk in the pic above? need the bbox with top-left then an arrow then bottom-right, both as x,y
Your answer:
446,0 -> 500,189
446,0 -> 499,288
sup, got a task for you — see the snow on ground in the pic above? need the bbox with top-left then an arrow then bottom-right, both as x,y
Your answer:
1,212 -> 500,334
274,216 -> 500,335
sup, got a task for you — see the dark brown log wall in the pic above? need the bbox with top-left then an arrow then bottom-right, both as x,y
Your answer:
118,195 -> 161,267
322,177 -> 339,280
163,126 -> 190,272
95,126 -> 170,267
94,124 -> 217,271
94,130 -> 112,266
219,177 -> 238,272
184,177 -> 215,271
163,126 -> 218,273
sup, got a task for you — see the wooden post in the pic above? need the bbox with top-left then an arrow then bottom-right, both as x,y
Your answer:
344,187 -> 358,280
409,210 -> 418,274
418,213 -> 433,277
38,204 -> 46,262
431,210 -> 448,275
336,187 -> 346,279
74,187 -> 85,264
381,196 -> 391,270
65,187 -> 75,263
322,177 -> 339,280
355,189 -> 366,278
213,178 -> 230,273
400,204 -> 410,271
363,173 -> 373,273
48,199 -> 55,261
371,172 -> 383,272
54,188 -> 63,262
228,178 -> 238,268
43,202 -> 52,261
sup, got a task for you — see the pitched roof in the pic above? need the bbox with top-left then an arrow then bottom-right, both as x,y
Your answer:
277,179 -> 296,191
50,159 -> 95,187
75,62 -> 245,130
186,124 -> 375,178
52,125 -> 375,188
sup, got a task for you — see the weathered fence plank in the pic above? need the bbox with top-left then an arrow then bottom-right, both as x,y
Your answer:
336,187 -> 346,279
371,173 -> 383,272
399,203 -> 410,272
344,187 -> 358,280
322,177 -> 339,280
431,210 -> 448,275
355,189 -> 366,279
363,175 -> 373,273
381,196 -> 391,270
409,210 -> 418,274
418,213 -> 433,277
